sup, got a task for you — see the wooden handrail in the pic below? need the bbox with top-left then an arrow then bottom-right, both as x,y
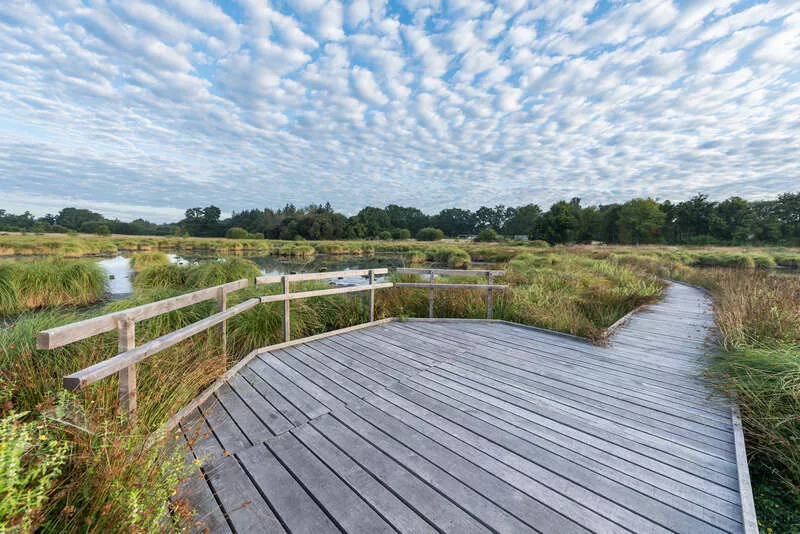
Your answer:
63,299 -> 261,390
258,283 -> 394,303
395,268 -> 504,277
255,268 -> 388,285
40,269 -> 393,424
37,279 -> 249,350
394,268 -> 506,319
394,283 -> 507,290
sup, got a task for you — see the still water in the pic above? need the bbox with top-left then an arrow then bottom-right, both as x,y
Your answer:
97,253 -> 405,298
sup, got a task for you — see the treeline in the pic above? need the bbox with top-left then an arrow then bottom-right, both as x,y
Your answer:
2,192 -> 799,245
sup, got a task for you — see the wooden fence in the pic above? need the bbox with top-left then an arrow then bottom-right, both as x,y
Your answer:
36,267 -> 507,424
395,268 -> 506,319
254,269 -> 391,341
38,269 -> 389,424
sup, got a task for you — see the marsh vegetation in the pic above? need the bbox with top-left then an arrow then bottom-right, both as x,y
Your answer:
0,237 -> 798,531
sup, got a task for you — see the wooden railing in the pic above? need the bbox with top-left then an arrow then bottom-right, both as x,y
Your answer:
37,270 -> 390,424
37,279 -> 249,424
395,268 -> 507,319
254,269 -> 390,340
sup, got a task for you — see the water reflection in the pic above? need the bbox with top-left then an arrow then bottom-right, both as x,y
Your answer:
96,253 -> 406,297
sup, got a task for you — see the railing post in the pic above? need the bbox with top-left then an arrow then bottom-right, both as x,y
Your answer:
428,271 -> 435,318
117,317 -> 136,425
282,275 -> 291,342
368,269 -> 375,322
486,272 -> 493,320
216,287 -> 227,367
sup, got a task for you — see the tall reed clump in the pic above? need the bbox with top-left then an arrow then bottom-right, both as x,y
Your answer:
129,251 -> 171,271
700,269 -> 800,530
134,257 -> 261,291
0,260 -> 106,316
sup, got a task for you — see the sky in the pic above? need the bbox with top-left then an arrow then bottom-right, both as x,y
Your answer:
0,0 -> 798,223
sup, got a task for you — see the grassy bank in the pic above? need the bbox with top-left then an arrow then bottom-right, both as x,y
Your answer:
0,259 -> 106,316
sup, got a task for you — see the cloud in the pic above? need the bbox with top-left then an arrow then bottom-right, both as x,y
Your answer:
351,66 -> 389,106
0,0 -> 797,219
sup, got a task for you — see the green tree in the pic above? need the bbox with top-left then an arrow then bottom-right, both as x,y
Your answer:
503,204 -> 540,235
475,228 -> 499,242
710,197 -> 753,243
356,207 -> 391,237
533,198 -> 582,243
56,208 -> 105,231
617,198 -> 666,244
226,227 -> 249,239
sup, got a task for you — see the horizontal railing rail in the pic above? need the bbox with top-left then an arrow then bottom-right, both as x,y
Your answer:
36,279 -> 249,350
255,268 -> 389,341
38,269 -> 392,425
395,268 -> 506,319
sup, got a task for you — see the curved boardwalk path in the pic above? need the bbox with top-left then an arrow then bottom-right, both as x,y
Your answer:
177,283 -> 754,533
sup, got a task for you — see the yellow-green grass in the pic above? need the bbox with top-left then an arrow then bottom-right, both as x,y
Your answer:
129,251 -> 171,270
0,259 -> 106,316
383,251 -> 663,341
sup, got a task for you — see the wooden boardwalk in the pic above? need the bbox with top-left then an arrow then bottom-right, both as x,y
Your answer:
177,283 -> 753,533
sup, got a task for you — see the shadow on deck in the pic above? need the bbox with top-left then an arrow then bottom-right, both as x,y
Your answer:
176,283 -> 754,534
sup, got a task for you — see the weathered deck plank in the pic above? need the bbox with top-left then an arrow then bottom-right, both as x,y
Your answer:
177,283 -> 752,533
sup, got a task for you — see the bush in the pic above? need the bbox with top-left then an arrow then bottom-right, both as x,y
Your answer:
391,228 -> 411,240
95,224 -> 110,237
475,228 -> 499,242
416,227 -> 444,241
225,227 -> 249,239
0,413 -> 69,532
377,231 -> 393,240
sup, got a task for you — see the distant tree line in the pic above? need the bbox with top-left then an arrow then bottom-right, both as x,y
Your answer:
2,192 -> 799,245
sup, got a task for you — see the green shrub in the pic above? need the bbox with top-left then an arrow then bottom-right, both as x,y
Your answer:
416,227 -> 444,241
391,228 -> 411,240
0,412 -> 69,532
377,231 -> 393,240
475,228 -> 499,242
225,227 -> 249,239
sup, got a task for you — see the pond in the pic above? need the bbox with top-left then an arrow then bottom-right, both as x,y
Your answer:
97,252 -> 406,298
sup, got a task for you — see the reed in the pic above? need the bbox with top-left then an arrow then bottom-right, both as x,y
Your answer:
0,260 -> 106,316
129,251 -> 170,270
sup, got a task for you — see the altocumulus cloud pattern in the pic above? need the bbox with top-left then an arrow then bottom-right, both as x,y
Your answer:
0,0 -> 798,221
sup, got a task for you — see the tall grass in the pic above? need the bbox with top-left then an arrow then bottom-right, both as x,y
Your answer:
0,260 -> 106,316
129,251 -> 170,270
382,252 -> 663,341
134,257 -> 261,291
0,258 -> 378,530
